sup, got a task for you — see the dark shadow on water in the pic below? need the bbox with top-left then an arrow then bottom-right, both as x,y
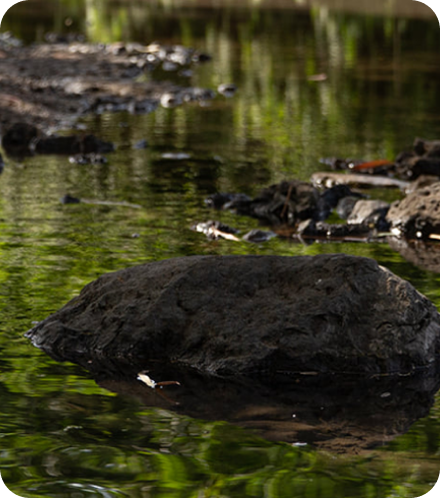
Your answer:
85,361 -> 440,454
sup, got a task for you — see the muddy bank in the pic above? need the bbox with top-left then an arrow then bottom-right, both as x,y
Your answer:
0,37 -> 214,133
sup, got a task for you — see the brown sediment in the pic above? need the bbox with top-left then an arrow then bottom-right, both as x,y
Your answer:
0,40 -> 213,133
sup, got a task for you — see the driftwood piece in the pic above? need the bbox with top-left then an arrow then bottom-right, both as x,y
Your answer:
312,172 -> 410,190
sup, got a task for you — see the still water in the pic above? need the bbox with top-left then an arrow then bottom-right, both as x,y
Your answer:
1,1 -> 440,496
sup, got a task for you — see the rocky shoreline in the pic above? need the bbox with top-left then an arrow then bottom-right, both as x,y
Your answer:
0,34 -> 217,133
3,34 -> 440,268
10,35 -> 440,442
192,138 -> 440,272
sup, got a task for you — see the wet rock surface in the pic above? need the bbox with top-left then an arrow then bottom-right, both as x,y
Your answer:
346,199 -> 390,230
387,182 -> 440,240
26,254 -> 440,376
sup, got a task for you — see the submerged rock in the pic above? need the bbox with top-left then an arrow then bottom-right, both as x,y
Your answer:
34,134 -> 114,155
26,254 -> 440,376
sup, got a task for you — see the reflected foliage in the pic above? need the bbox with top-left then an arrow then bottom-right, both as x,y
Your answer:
1,1 -> 440,497
1,368 -> 439,498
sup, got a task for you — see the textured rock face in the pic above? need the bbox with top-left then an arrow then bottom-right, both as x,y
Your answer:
26,254 -> 440,375
387,182 -> 440,239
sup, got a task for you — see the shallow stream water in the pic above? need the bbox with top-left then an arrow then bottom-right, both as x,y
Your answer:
1,1 -> 440,496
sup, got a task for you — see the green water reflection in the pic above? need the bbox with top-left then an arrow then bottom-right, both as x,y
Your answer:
1,0 -> 440,497
2,364 -> 440,497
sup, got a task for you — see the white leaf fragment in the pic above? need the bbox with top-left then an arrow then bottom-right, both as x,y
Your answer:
137,372 -> 157,389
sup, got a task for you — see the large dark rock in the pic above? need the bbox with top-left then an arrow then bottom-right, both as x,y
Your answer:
387,182 -> 440,239
26,254 -> 440,376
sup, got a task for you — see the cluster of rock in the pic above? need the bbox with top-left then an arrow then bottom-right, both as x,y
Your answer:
0,37 -> 235,132
195,139 -> 440,265
104,41 -> 212,71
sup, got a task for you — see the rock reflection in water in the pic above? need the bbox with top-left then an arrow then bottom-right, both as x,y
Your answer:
93,363 -> 440,454
388,237 -> 440,273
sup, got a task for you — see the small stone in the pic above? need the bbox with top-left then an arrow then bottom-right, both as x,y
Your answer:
217,83 -> 237,97
61,194 -> 81,204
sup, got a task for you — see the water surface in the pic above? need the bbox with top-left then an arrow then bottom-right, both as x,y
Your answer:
1,1 -> 440,496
